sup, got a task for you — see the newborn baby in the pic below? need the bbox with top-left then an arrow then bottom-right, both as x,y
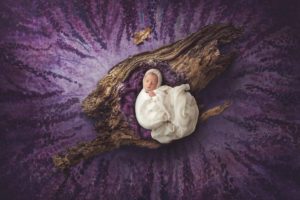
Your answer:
135,69 -> 199,143
143,70 -> 159,97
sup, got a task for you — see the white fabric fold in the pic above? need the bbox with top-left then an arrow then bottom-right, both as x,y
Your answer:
135,84 -> 199,143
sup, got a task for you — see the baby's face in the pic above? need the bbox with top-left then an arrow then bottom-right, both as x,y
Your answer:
143,73 -> 158,92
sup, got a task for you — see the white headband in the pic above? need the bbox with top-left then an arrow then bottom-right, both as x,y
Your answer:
144,68 -> 162,88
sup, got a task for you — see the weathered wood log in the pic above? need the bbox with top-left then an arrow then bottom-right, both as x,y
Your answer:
52,124 -> 160,170
52,23 -> 242,170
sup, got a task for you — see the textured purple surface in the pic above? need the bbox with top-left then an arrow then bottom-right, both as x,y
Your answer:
0,0 -> 299,199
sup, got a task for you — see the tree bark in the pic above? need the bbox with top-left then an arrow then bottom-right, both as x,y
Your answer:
52,23 -> 242,170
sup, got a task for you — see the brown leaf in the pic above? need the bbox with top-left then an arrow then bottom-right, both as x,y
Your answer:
133,27 -> 152,45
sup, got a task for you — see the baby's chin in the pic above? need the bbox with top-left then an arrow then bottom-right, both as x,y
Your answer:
144,88 -> 155,92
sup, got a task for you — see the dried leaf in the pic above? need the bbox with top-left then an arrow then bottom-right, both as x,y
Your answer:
133,27 -> 152,45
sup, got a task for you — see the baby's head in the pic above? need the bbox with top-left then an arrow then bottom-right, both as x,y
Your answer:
143,69 -> 162,92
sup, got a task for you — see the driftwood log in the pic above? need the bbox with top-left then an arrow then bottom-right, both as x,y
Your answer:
52,23 -> 242,170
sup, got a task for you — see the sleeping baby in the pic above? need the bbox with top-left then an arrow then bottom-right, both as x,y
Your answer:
135,68 -> 199,143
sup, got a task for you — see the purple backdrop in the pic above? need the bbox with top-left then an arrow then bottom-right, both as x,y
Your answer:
0,0 -> 299,199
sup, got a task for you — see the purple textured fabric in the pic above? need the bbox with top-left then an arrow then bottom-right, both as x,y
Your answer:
119,61 -> 187,139
0,0 -> 299,199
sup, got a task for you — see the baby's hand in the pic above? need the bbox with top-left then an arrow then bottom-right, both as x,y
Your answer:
148,91 -> 156,97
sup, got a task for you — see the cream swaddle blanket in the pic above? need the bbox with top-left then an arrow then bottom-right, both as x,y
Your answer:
135,69 -> 199,143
